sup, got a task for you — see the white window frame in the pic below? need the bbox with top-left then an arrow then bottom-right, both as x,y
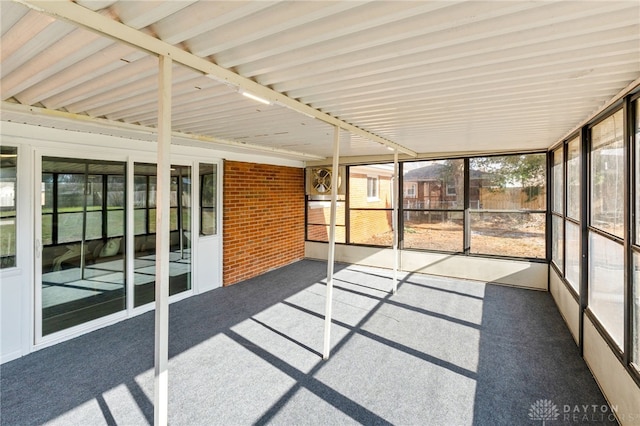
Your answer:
367,175 -> 379,201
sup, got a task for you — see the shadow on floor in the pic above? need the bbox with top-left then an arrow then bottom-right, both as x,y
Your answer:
1,260 -> 613,425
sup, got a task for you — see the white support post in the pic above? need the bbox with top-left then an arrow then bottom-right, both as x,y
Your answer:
154,54 -> 172,426
323,125 -> 341,360
392,149 -> 399,294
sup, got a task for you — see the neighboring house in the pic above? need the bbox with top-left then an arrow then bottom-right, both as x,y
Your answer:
403,162 -> 544,211
403,162 -> 493,210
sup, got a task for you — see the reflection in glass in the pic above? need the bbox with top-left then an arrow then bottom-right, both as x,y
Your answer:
404,211 -> 463,252
0,146 -> 17,269
470,212 -> 546,258
200,163 -> 217,236
552,147 -> 563,214
565,221 -> 580,292
41,157 -> 126,335
566,138 -> 580,220
588,231 -> 624,349
133,163 -> 192,307
552,215 -> 564,272
590,110 -> 624,238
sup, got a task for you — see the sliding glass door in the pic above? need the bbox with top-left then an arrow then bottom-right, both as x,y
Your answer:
133,163 -> 192,307
38,157 -> 193,337
40,157 -> 126,336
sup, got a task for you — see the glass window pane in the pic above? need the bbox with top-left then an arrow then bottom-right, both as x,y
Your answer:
403,211 -> 463,252
566,138 -> 581,220
403,159 -> 464,209
149,208 -> 157,232
41,157 -> 126,336
42,214 -> 53,246
200,163 -> 217,236
134,176 -> 147,208
57,212 -> 102,243
588,232 -> 624,349
149,177 -> 157,208
350,210 -> 393,246
170,166 -> 191,297
470,154 -> 547,211
170,176 -> 178,208
552,147 -> 563,214
107,175 -> 124,208
133,163 -> 192,307
134,163 -> 156,307
0,218 -> 16,268
565,221 -> 580,292
0,146 -> 17,268
107,210 -> 124,237
170,208 -> 178,231
470,212 -> 545,258
552,216 -> 564,272
134,209 -> 147,235
590,110 -> 624,238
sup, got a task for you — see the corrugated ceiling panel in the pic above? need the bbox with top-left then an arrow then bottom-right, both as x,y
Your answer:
1,0 -> 638,160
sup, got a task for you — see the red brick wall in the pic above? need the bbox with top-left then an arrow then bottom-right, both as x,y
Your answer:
223,161 -> 305,286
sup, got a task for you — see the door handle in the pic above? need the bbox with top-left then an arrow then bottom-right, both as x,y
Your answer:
35,238 -> 41,259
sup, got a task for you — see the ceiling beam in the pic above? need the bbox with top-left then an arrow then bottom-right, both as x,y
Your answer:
15,0 -> 417,157
1,101 -> 326,161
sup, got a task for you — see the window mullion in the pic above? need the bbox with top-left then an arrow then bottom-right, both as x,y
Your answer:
463,158 -> 470,255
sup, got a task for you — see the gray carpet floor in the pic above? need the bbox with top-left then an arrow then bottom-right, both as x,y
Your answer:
1,259 -> 615,425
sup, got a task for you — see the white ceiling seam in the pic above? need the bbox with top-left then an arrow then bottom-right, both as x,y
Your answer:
44,54 -> 158,110
279,33 -> 639,100
0,1 -> 30,38
2,0 -> 639,160
246,2 -> 636,85
16,43 -> 138,106
554,76 -> 640,146
14,0 -> 417,157
154,1 -> 279,46
280,29 -> 639,100
184,1 -> 368,60
209,1 -> 457,70
0,11 -> 72,78
0,101 -> 326,161
235,1 -> 549,79
305,60 -> 638,110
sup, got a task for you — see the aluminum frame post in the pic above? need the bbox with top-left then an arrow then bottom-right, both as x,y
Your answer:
323,125 -> 341,360
154,54 -> 172,426
392,150 -> 399,294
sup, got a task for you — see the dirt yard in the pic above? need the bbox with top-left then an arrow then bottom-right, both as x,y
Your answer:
362,215 -> 546,259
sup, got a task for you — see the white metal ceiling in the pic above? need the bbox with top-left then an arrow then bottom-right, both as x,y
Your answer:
1,0 -> 639,161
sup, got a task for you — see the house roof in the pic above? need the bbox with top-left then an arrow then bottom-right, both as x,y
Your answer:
1,1 -> 639,162
403,162 -> 492,182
